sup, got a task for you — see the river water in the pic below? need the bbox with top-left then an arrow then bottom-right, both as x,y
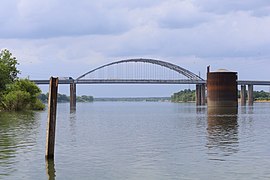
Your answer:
0,102 -> 270,180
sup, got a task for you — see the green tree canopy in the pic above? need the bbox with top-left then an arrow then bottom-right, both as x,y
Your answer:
171,89 -> 196,102
0,49 -> 44,111
0,49 -> 19,91
2,79 -> 45,111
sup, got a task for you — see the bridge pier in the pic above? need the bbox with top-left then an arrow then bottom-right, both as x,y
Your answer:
201,84 -> 206,106
70,82 -> 76,110
196,84 -> 206,106
248,84 -> 254,106
196,85 -> 201,106
240,85 -> 246,106
207,68 -> 238,107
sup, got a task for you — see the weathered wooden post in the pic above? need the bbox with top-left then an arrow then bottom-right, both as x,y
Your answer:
46,77 -> 58,159
46,159 -> 56,180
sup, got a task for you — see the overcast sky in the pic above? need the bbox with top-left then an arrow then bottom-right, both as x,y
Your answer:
1,0 -> 270,96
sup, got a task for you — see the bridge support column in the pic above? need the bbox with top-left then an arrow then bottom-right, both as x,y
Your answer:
70,82 -> 76,110
240,85 -> 246,106
196,84 -> 206,106
201,84 -> 206,106
196,84 -> 202,106
248,84 -> 254,106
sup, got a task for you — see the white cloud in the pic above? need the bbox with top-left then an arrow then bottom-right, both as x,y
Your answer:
194,0 -> 270,15
1,0 -> 270,88
0,0 -> 133,38
157,0 -> 211,29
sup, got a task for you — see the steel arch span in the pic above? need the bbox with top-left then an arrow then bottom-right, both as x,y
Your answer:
76,58 -> 204,81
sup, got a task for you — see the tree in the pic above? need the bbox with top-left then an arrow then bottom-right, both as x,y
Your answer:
0,49 -> 20,91
1,79 -> 45,111
0,49 -> 45,111
77,95 -> 94,102
171,89 -> 196,102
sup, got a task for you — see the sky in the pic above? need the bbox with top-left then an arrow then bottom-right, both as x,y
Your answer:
1,0 -> 270,97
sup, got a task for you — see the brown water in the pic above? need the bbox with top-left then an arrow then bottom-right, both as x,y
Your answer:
0,102 -> 270,179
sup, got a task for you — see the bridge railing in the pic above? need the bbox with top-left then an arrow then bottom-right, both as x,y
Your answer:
31,79 -> 270,85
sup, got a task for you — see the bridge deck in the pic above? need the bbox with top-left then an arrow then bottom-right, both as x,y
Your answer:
31,79 -> 270,85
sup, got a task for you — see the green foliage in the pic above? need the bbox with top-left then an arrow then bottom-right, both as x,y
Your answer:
0,49 -> 19,91
171,89 -> 196,102
238,90 -> 270,100
38,93 -> 94,103
77,95 -> 93,102
253,90 -> 270,101
0,49 -> 44,111
38,93 -> 48,102
1,90 -> 31,111
1,79 -> 45,111
58,94 -> 69,102
31,99 -> 46,110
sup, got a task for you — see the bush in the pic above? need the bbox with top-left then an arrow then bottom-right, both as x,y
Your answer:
2,90 -> 31,111
1,79 -> 45,111
31,99 -> 45,110
171,89 -> 196,102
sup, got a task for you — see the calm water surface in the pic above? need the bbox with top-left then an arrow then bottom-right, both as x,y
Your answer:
0,102 -> 270,180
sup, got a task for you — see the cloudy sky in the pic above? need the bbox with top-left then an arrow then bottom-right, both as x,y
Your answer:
1,0 -> 270,96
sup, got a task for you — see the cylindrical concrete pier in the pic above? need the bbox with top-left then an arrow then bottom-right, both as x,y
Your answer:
207,68 -> 238,107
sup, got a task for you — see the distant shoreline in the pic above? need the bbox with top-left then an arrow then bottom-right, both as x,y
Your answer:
94,97 -> 171,102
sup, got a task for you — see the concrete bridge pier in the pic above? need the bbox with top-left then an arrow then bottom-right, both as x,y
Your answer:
70,82 -> 76,110
248,84 -> 254,106
201,84 -> 206,106
196,85 -> 201,106
196,84 -> 206,106
240,84 -> 254,106
240,85 -> 246,106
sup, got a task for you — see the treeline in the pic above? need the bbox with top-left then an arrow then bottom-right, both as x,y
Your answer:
237,90 -> 270,100
172,89 -> 270,102
39,93 -> 94,103
0,49 -> 45,111
253,90 -> 270,101
171,89 -> 196,102
95,97 -> 170,102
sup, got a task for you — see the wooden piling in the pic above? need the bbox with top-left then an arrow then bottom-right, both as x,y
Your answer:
46,159 -> 56,180
46,77 -> 58,159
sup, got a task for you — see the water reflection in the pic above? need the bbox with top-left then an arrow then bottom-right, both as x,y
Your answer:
206,107 -> 239,159
69,110 -> 77,143
0,111 -> 38,177
196,106 -> 207,114
46,159 -> 56,180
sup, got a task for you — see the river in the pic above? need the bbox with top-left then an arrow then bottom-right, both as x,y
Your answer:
0,102 -> 270,179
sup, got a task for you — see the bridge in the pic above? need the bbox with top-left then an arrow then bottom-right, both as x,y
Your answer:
31,58 -> 270,108
32,79 -> 270,86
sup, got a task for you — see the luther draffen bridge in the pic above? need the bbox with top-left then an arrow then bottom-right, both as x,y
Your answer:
31,58 -> 270,108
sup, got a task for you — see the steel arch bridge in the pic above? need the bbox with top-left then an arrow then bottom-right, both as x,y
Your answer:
75,58 -> 205,84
